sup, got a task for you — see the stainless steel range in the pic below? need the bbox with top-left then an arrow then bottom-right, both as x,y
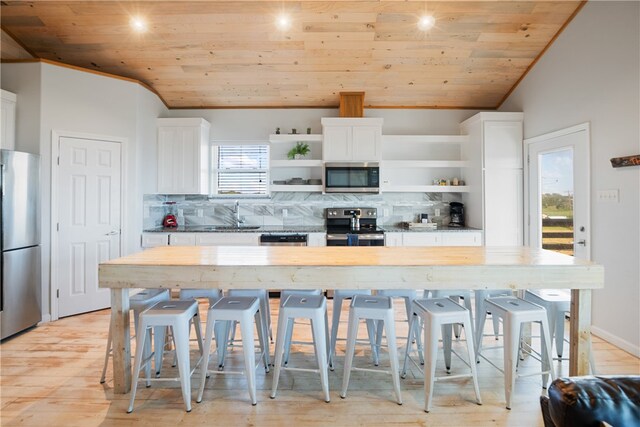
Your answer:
325,207 -> 384,246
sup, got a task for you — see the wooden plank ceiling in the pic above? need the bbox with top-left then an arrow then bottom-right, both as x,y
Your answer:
0,1 -> 584,109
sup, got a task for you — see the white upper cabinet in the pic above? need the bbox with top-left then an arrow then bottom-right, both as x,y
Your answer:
483,120 -> 523,169
1,90 -> 17,151
460,112 -> 524,246
321,118 -> 382,162
157,118 -> 210,194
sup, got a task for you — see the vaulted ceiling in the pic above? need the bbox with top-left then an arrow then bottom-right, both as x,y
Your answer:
1,1 -> 584,109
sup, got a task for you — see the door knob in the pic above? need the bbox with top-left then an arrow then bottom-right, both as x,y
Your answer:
575,240 -> 586,246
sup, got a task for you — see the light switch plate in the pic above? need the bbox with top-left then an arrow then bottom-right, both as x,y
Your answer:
196,208 -> 203,216
597,189 -> 619,203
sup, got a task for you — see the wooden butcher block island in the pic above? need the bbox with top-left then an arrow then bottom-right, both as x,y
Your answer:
99,245 -> 604,393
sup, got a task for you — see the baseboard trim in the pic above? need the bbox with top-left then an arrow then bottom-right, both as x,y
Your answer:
39,314 -> 52,324
592,326 -> 640,358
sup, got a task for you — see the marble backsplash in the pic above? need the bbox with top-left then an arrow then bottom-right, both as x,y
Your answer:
143,192 -> 462,230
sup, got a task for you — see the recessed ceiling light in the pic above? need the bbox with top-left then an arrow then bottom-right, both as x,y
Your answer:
130,16 -> 147,32
276,14 -> 291,31
418,15 -> 435,31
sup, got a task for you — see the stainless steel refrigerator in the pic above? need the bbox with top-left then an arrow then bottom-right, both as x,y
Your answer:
1,149 -> 41,340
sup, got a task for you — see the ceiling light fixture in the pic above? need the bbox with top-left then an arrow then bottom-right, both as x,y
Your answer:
130,16 -> 147,32
418,15 -> 435,31
276,14 -> 291,31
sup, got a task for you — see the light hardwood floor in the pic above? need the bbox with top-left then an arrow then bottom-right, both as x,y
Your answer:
1,298 -> 638,427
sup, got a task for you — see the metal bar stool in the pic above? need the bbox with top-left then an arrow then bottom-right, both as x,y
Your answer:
271,294 -> 331,402
375,289 -> 423,362
426,289 -> 474,339
196,296 -> 270,406
226,289 -> 273,342
127,299 -> 204,413
100,288 -> 170,383
401,298 -> 482,412
340,295 -> 402,405
474,289 -> 514,359
330,289 -> 377,369
476,296 -> 555,409
279,289 -> 323,366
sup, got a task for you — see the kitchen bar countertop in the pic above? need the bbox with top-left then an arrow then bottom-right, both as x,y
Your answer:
100,245 -> 603,394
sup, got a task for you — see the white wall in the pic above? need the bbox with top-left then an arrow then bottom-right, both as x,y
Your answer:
500,1 -> 640,355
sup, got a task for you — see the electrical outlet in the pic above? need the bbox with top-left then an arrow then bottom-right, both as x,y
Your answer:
178,208 -> 184,216
597,189 -> 619,203
196,208 -> 203,217
282,208 -> 288,218
435,208 -> 441,217
383,208 -> 389,216
143,206 -> 150,218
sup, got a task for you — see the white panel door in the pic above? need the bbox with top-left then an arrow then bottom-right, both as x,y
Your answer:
351,126 -> 381,161
58,137 -> 121,317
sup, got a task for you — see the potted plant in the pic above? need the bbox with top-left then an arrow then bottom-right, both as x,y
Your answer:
287,141 -> 310,160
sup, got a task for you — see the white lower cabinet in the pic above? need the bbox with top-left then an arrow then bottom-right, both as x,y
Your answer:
195,233 -> 259,246
385,231 -> 482,247
384,232 -> 403,247
307,232 -> 326,247
402,233 -> 441,247
169,233 -> 196,246
441,232 -> 481,246
141,233 -> 169,248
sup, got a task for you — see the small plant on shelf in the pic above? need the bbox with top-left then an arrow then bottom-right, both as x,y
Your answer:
287,142 -> 310,160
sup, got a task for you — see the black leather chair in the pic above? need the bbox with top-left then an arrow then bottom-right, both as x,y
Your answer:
540,376 -> 640,427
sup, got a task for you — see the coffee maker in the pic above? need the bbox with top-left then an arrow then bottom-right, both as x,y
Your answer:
449,202 -> 464,227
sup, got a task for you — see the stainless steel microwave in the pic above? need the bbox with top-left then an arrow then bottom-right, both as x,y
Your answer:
324,162 -> 380,193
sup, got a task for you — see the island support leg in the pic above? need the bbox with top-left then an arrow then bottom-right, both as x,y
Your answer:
569,289 -> 592,376
111,289 -> 131,393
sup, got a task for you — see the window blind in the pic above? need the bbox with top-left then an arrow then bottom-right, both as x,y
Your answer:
215,145 -> 269,195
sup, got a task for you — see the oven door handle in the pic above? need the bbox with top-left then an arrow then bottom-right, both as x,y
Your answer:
356,234 -> 385,240
326,233 -> 384,241
326,234 -> 348,241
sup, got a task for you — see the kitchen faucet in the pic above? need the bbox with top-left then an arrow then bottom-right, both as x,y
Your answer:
234,200 -> 244,227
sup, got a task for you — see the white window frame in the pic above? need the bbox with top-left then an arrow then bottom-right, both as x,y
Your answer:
210,141 -> 270,198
